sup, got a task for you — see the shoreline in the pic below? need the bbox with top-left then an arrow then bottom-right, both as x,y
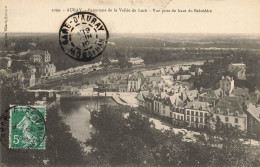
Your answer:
33,60 -> 205,89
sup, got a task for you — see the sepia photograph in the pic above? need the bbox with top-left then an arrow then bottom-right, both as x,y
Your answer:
0,0 -> 260,166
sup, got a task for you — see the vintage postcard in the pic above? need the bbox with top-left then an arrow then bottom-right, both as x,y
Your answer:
1,0 -> 260,166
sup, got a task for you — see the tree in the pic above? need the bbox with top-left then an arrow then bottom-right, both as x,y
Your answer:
42,104 -> 86,166
86,105 -> 260,167
178,67 -> 184,75
117,56 -> 132,69
189,64 -> 198,72
101,56 -> 110,66
153,130 -> 187,166
86,106 -> 155,166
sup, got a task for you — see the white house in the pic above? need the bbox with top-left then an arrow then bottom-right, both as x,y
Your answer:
128,57 -> 144,65
185,101 -> 210,129
220,76 -> 234,96
228,63 -> 246,80
212,98 -> 247,131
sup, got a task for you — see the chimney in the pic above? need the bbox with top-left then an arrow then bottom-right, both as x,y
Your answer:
220,91 -> 223,99
212,101 -> 215,107
226,109 -> 230,115
192,104 -> 196,109
256,93 -> 259,108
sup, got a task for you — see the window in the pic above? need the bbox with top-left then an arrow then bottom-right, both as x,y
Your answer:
191,111 -> 194,116
174,114 -> 176,119
200,112 -> 203,117
187,116 -> 190,121
177,115 -> 180,120
191,117 -> 194,122
204,113 -> 207,117
187,110 -> 190,115
225,117 -> 229,122
196,117 -> 199,122
196,112 -> 198,116
181,116 -> 183,121
235,118 -> 238,123
200,118 -> 203,123
163,110 -> 165,114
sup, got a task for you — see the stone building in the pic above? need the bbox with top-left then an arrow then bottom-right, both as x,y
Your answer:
220,76 -> 234,96
39,63 -> 56,76
127,72 -> 143,92
24,70 -> 36,88
228,63 -> 246,80
185,101 -> 210,129
30,55 -> 42,63
29,50 -> 51,63
212,98 -> 247,131
247,91 -> 260,139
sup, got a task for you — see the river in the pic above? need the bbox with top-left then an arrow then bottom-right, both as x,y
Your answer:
59,97 -> 118,142
57,60 -> 206,142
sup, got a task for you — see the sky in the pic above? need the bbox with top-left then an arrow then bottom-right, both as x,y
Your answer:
1,0 -> 260,34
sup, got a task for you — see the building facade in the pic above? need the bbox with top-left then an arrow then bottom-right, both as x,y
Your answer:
42,51 -> 51,63
212,99 -> 247,130
247,103 -> 260,140
220,76 -> 234,96
128,57 -> 144,65
127,73 -> 143,92
30,55 -> 42,63
228,63 -> 246,80
171,104 -> 186,126
185,101 -> 210,129
24,70 -> 36,88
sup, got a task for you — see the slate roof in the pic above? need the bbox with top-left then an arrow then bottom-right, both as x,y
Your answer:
185,101 -> 210,111
222,96 -> 245,105
247,103 -> 260,122
249,90 -> 260,105
149,77 -> 162,82
233,87 -> 249,97
185,90 -> 198,100
128,72 -> 144,81
213,98 -> 246,117
221,76 -> 233,81
31,54 -> 42,59
200,88 -> 223,99
29,50 -> 46,55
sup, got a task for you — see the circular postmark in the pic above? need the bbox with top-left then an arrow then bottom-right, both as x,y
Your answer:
59,12 -> 109,62
0,106 -> 46,150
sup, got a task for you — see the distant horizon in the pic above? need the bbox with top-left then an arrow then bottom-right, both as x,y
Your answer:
1,32 -> 260,36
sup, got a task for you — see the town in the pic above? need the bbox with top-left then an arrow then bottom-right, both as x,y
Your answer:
1,34 -> 260,166
1,45 -> 259,141
95,59 -> 260,140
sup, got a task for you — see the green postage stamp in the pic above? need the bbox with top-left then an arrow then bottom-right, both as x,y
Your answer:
9,106 -> 46,149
